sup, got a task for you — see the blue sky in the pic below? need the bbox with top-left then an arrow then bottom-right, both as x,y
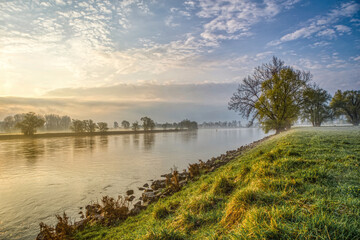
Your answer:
0,0 -> 359,122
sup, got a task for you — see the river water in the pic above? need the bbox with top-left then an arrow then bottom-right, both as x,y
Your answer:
0,128 -> 269,239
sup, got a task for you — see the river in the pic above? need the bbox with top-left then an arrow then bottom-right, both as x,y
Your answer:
0,128 -> 269,239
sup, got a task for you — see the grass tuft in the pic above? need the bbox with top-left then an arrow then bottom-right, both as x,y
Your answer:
144,228 -> 186,240
211,175 -> 235,195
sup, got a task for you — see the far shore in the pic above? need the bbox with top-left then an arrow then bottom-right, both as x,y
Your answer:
0,129 -> 187,140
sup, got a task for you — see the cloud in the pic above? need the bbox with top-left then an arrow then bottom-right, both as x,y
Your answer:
55,0 -> 67,6
293,57 -> 360,93
165,16 -> 179,27
184,1 -> 196,10
334,24 -> 351,34
268,1 -> 359,46
351,56 -> 360,61
197,0 -> 293,44
0,83 -> 241,122
1,0 -> 358,100
316,28 -> 336,38
45,82 -> 238,103
311,41 -> 331,48
0,0 -> 160,94
350,18 -> 360,26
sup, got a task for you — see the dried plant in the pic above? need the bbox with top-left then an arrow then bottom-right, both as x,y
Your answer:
37,212 -> 74,240
166,170 -> 181,192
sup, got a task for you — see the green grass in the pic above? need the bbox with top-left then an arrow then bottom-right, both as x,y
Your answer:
75,127 -> 360,240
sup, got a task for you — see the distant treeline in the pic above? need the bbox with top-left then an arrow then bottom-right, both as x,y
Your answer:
198,121 -> 242,128
116,119 -> 198,131
0,113 -> 198,136
0,113 -> 71,133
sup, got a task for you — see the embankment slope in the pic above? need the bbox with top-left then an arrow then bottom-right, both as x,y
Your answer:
76,127 -> 360,240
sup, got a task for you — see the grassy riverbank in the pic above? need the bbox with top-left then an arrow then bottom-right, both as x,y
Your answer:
76,127 -> 360,239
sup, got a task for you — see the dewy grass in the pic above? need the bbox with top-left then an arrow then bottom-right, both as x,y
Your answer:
75,127 -> 360,240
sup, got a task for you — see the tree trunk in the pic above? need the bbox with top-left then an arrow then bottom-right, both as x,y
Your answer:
275,127 -> 285,134
314,121 -> 321,127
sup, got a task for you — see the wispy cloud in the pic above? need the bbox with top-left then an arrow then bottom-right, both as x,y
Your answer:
293,57 -> 360,92
165,16 -> 180,27
334,25 -> 351,34
196,0 -> 298,44
268,1 -> 359,46
0,0 -> 156,93
0,0 -> 358,101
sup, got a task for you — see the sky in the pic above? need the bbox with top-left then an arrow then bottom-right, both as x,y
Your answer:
0,0 -> 359,123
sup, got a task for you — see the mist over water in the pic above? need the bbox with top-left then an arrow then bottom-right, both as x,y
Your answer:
0,128 -> 269,239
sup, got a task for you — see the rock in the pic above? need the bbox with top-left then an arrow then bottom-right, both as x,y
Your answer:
36,232 -> 45,240
126,189 -> 134,195
151,180 -> 166,190
142,191 -> 155,202
130,206 -> 141,216
138,187 -> 145,191
144,188 -> 153,192
143,183 -> 149,188
161,173 -> 172,178
133,201 -> 147,210
125,195 -> 136,201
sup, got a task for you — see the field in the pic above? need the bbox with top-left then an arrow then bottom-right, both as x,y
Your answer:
75,127 -> 360,240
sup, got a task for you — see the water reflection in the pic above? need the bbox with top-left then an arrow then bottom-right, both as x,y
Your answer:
99,136 -> 108,148
143,133 -> 155,150
122,135 -> 130,146
133,134 -> 140,147
73,137 -> 96,151
180,130 -> 198,143
46,140 -> 61,155
21,140 -> 44,164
